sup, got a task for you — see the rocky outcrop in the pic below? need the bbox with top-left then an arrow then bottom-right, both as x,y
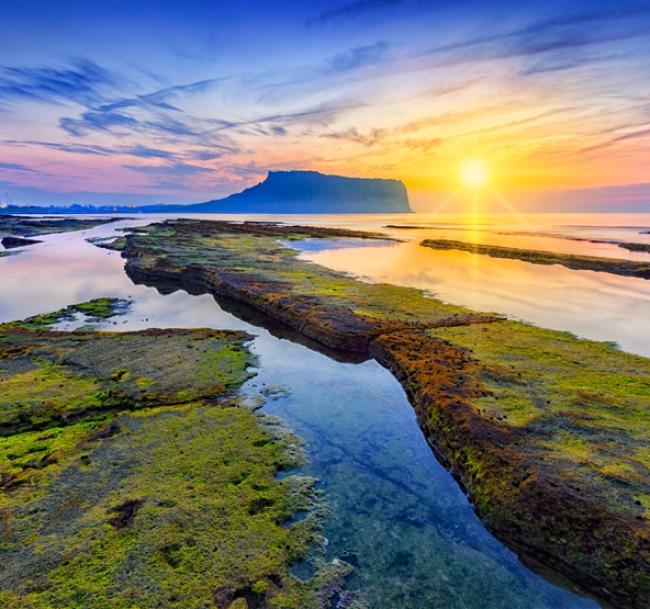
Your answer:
107,219 -> 650,609
369,330 -> 650,609
421,238 -> 650,279
1,236 -> 41,249
0,306 -> 338,609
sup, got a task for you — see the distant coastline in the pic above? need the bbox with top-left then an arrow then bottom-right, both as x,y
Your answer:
0,170 -> 412,215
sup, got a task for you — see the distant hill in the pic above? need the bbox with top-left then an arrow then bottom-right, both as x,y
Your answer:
188,171 -> 411,213
0,171 -> 412,215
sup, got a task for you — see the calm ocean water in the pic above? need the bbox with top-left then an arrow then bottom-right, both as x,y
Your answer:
5,211 -> 646,354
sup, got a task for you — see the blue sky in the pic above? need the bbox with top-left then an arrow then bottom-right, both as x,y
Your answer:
1,0 -> 650,210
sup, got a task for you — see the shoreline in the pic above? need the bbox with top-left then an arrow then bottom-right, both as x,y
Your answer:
0,301 -> 358,608
105,219 -> 650,609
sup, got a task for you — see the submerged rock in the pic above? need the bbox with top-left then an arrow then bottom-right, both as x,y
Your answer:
261,384 -> 292,400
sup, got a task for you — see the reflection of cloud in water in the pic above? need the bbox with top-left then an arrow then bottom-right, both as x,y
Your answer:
302,241 -> 650,357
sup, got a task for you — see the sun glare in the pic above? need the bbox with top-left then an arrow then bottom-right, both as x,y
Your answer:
459,159 -> 490,190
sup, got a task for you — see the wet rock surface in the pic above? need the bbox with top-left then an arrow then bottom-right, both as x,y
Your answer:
0,214 -> 122,239
1,236 -> 42,249
421,238 -> 650,279
107,219 -> 650,608
0,302 -> 347,609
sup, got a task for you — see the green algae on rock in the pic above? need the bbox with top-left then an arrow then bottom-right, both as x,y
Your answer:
0,305 -> 345,609
421,238 -> 650,279
2,297 -> 130,331
112,220 -> 496,354
370,325 -> 650,608
106,219 -> 650,609
0,214 -> 122,240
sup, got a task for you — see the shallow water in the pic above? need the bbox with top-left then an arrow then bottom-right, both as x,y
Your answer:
0,217 -> 619,608
280,215 -> 650,358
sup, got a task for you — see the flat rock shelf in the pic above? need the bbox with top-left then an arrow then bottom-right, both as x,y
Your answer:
104,219 -> 650,609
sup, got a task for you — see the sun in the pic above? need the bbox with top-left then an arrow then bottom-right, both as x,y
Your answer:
459,159 -> 490,190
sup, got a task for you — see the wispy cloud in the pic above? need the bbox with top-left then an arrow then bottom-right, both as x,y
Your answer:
322,127 -> 387,146
0,161 -> 40,173
326,42 -> 391,73
579,126 -> 650,154
59,110 -> 138,136
520,53 -> 623,76
123,161 -> 214,177
420,4 -> 650,70
3,139 -> 176,159
0,59 -> 113,106
97,78 -> 224,113
306,0 -> 405,27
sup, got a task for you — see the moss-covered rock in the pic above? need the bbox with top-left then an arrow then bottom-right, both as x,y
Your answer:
0,304 -> 335,609
2,297 -> 130,331
106,219 -> 650,608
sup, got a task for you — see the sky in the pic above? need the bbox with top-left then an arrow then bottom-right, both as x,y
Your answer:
1,0 -> 650,212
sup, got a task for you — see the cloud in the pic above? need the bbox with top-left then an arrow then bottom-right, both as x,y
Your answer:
3,138 -> 176,159
189,149 -> 225,161
123,161 -> 214,178
322,127 -> 387,146
326,42 -> 390,73
145,180 -> 190,191
420,3 -> 650,70
123,145 -> 176,159
579,127 -> 650,154
204,98 -> 366,136
37,142 -> 115,156
59,110 -> 138,136
401,137 -> 442,151
1,138 -> 238,167
306,0 -> 404,27
0,161 -> 39,173
0,59 -> 113,106
97,78 -> 223,113
255,41 -> 394,101
521,53 -> 622,76
58,108 -> 219,143
0,62 -> 233,151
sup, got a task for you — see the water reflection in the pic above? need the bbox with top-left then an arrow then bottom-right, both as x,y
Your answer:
383,226 -> 650,261
0,220 -> 603,608
299,240 -> 650,357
